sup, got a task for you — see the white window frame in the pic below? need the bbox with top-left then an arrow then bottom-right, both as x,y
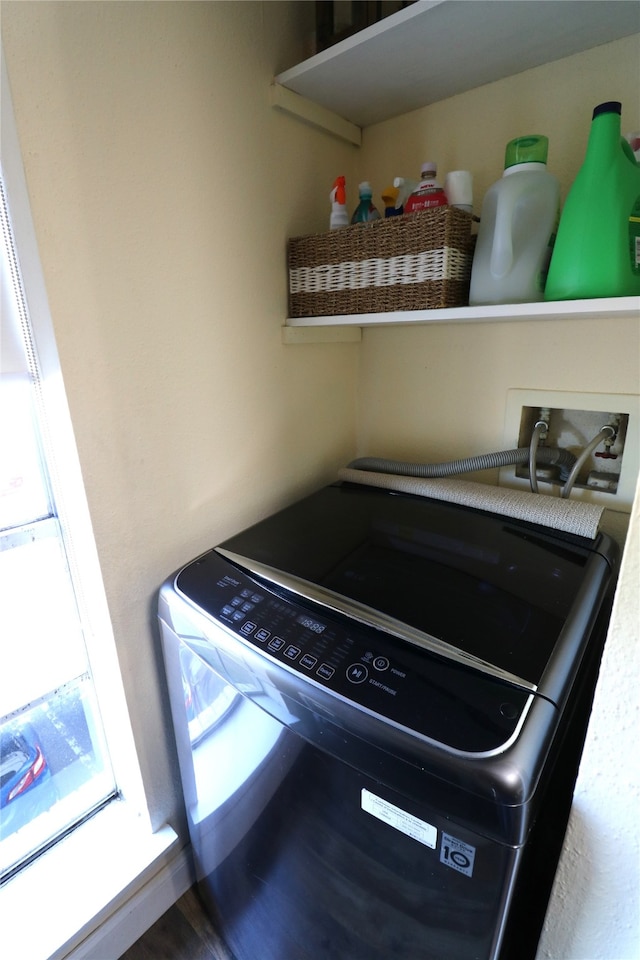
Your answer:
1,52 -> 182,960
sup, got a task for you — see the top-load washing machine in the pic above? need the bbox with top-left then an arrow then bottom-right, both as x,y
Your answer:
158,480 -> 618,960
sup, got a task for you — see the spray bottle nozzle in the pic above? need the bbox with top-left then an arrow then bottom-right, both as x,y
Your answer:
331,176 -> 346,205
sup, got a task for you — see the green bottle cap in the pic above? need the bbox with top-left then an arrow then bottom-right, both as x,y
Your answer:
504,135 -> 549,169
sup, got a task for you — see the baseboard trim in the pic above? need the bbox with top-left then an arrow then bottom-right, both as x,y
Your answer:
66,841 -> 193,960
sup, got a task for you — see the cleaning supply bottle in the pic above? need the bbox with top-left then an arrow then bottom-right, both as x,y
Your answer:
469,135 -> 559,305
329,176 -> 349,230
626,130 -> 640,163
393,177 -> 419,215
381,184 -> 401,218
545,102 -> 640,301
404,162 -> 448,213
351,182 -> 381,224
444,170 -> 474,213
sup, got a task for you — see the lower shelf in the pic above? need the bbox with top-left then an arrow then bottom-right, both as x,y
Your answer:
284,296 -> 639,341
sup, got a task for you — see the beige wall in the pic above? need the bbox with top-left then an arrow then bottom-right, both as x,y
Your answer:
1,0 -> 360,829
356,35 -> 640,470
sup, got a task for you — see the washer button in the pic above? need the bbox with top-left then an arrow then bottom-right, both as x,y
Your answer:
346,663 -> 369,684
372,656 -> 389,671
317,663 -> 335,681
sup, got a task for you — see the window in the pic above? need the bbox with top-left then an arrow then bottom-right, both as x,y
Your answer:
0,171 -> 122,883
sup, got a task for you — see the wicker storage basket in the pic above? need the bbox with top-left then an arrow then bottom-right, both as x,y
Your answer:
288,206 -> 475,318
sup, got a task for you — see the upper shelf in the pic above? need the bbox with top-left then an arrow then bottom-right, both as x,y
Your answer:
275,0 -> 640,131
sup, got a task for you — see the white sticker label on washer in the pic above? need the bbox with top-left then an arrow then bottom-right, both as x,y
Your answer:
361,789 -> 437,849
440,833 -> 476,878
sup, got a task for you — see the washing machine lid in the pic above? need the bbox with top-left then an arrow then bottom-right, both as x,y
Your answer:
214,482 -> 613,693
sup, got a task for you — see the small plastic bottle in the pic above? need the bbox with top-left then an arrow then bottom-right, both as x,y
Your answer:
381,184 -> 401,218
444,170 -> 473,213
626,131 -> 640,162
351,182 -> 381,224
392,177 -> 420,215
469,135 -> 559,305
329,176 -> 349,230
404,163 -> 448,214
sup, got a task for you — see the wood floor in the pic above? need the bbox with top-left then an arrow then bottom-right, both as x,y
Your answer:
119,887 -> 236,960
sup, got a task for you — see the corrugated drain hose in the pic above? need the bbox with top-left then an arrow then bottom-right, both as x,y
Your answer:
348,446 -> 576,479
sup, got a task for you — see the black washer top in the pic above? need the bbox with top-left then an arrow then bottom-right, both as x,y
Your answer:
216,482 -> 598,686
173,483 -> 614,756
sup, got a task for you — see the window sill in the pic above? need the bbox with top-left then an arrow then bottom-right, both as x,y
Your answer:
1,799 -> 187,960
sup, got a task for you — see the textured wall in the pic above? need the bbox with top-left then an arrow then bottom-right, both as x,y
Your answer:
538,476 -> 640,959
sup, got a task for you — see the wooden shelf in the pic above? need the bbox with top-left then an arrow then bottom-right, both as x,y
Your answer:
283,297 -> 639,342
274,1 -> 639,139
276,2 -> 639,341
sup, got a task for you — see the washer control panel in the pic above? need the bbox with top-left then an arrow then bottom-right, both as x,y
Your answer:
221,580 -> 399,690
175,549 -> 530,754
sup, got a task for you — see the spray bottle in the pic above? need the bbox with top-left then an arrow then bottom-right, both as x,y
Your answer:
545,102 -> 640,300
393,177 -> 420,215
381,184 -> 401,218
351,182 -> 381,224
329,176 -> 349,230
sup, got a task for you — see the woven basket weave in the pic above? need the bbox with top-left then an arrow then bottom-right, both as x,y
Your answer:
288,206 -> 475,318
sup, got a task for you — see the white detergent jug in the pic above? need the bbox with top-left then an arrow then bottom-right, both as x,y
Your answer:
469,136 -> 559,305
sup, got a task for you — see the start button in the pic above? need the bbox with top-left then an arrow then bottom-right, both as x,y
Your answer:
346,663 -> 369,684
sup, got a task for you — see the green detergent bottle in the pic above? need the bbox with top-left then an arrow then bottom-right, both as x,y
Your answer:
545,101 -> 640,300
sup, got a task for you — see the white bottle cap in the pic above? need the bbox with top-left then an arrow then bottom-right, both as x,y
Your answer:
444,170 -> 473,208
